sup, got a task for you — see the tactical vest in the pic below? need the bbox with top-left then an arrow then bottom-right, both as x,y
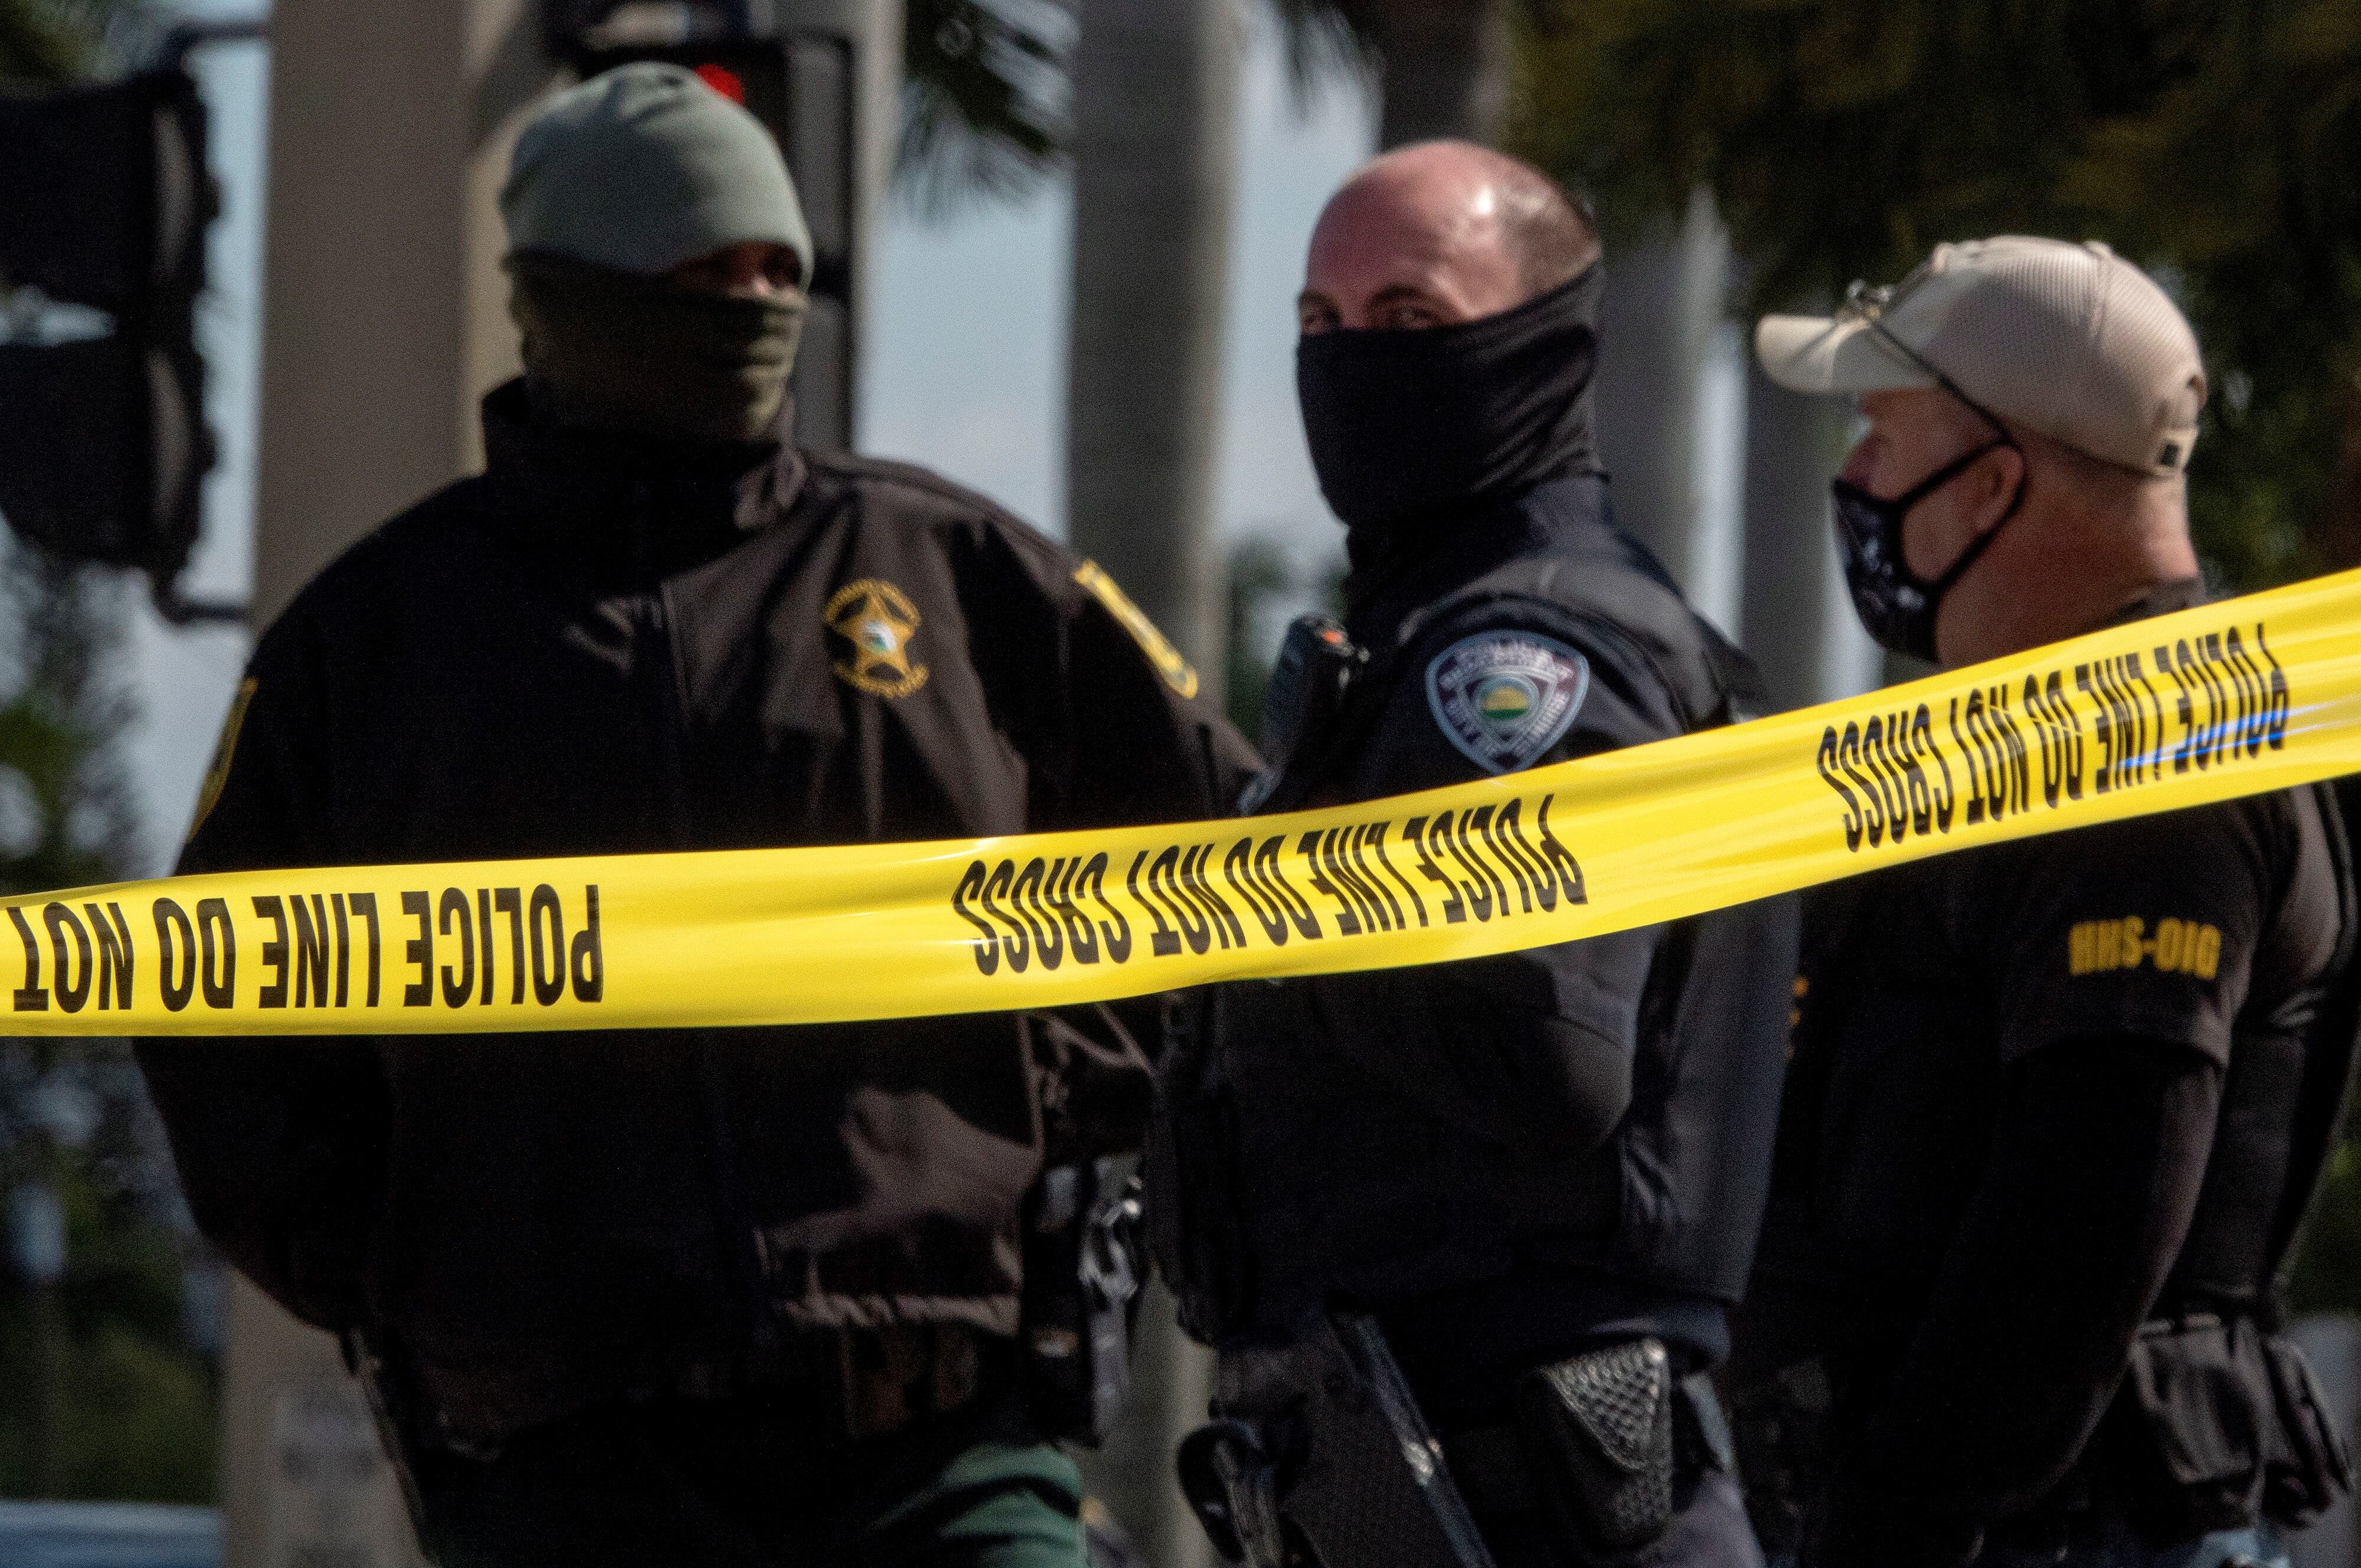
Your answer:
1151,484 -> 1800,1349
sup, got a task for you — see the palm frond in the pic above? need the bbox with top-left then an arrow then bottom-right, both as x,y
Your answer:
0,0 -> 156,89
0,0 -> 91,86
896,0 -> 1074,215
1264,0 -> 1377,104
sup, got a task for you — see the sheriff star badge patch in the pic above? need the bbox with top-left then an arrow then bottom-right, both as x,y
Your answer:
825,578 -> 930,699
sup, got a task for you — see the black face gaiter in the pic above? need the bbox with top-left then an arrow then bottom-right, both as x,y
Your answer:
508,251 -> 805,445
1295,263 -> 1603,538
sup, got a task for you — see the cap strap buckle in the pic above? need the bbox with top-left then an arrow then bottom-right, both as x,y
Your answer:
1841,277 -> 2013,445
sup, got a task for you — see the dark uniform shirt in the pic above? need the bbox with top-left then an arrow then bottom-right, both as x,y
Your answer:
1153,475 -> 1797,1423
1739,581 -> 2354,1559
138,381 -> 1257,1441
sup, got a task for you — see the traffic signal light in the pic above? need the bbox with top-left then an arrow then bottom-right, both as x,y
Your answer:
0,336 -> 207,569
0,68 -> 217,590
544,2 -> 860,450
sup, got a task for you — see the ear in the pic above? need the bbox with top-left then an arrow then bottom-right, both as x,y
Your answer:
1967,443 -> 2026,538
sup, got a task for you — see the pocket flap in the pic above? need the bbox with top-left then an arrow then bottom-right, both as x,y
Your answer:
1528,1338 -> 1672,1474
2127,1319 -> 2270,1488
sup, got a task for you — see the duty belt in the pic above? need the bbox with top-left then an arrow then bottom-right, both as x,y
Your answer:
356,1321 -> 998,1465
661,1322 -> 996,1444
1180,1320 -> 1738,1568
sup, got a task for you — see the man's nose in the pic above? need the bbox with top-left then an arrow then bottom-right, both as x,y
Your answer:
1837,436 -> 1881,488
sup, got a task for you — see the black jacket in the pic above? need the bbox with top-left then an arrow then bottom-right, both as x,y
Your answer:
1737,581 -> 2358,1563
138,382 -> 1257,1438
1152,475 -> 1798,1415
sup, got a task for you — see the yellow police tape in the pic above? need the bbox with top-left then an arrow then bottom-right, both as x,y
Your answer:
8,569 -> 2361,1036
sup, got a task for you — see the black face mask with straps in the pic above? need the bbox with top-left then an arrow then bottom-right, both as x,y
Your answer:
1826,287 -> 2025,663
1831,436 -> 2020,663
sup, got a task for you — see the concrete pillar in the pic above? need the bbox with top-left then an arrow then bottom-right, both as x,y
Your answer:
1063,0 -> 1244,685
233,8 -> 558,1563
1367,0 -> 1508,149
1062,2 -> 1243,1560
1594,186 -> 1741,631
249,0 -> 550,629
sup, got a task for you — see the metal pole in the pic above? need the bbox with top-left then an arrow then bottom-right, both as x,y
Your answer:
161,17 -> 270,68
13,1179 -> 67,1498
770,0 -> 902,451
1366,0 -> 1507,149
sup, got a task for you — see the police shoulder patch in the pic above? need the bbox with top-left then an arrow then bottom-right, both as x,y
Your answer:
1424,631 -> 1590,774
187,677 -> 259,842
1074,559 -> 1199,699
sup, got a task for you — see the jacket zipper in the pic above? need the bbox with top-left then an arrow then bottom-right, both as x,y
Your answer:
637,505 -> 773,1357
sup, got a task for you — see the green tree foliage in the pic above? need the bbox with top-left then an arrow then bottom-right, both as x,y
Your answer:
0,1035 -> 218,1504
2290,1137 -> 2361,1316
0,6 -> 76,78
1509,0 -> 2361,591
1224,536 -> 1349,745
0,552 -> 217,1508
0,0 -> 116,83
1225,538 -> 1295,742
1511,1 -> 2361,1315
0,550 -> 218,1507
1,0 -> 220,1502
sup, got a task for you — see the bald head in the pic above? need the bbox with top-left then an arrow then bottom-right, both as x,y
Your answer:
1299,140 -> 1599,336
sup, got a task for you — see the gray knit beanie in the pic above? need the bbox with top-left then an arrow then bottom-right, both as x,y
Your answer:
501,61 -> 813,282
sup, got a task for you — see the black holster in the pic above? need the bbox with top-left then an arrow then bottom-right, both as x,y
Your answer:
1022,1157 -> 1144,1446
1144,987 -> 1253,1346
1446,1340 -> 1737,1560
1514,1339 -> 1678,1555
342,1327 -> 434,1542
1178,1314 -> 1499,1568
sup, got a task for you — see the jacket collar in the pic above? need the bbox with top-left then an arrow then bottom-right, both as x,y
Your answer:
1341,472 -> 1656,644
477,377 -> 808,588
